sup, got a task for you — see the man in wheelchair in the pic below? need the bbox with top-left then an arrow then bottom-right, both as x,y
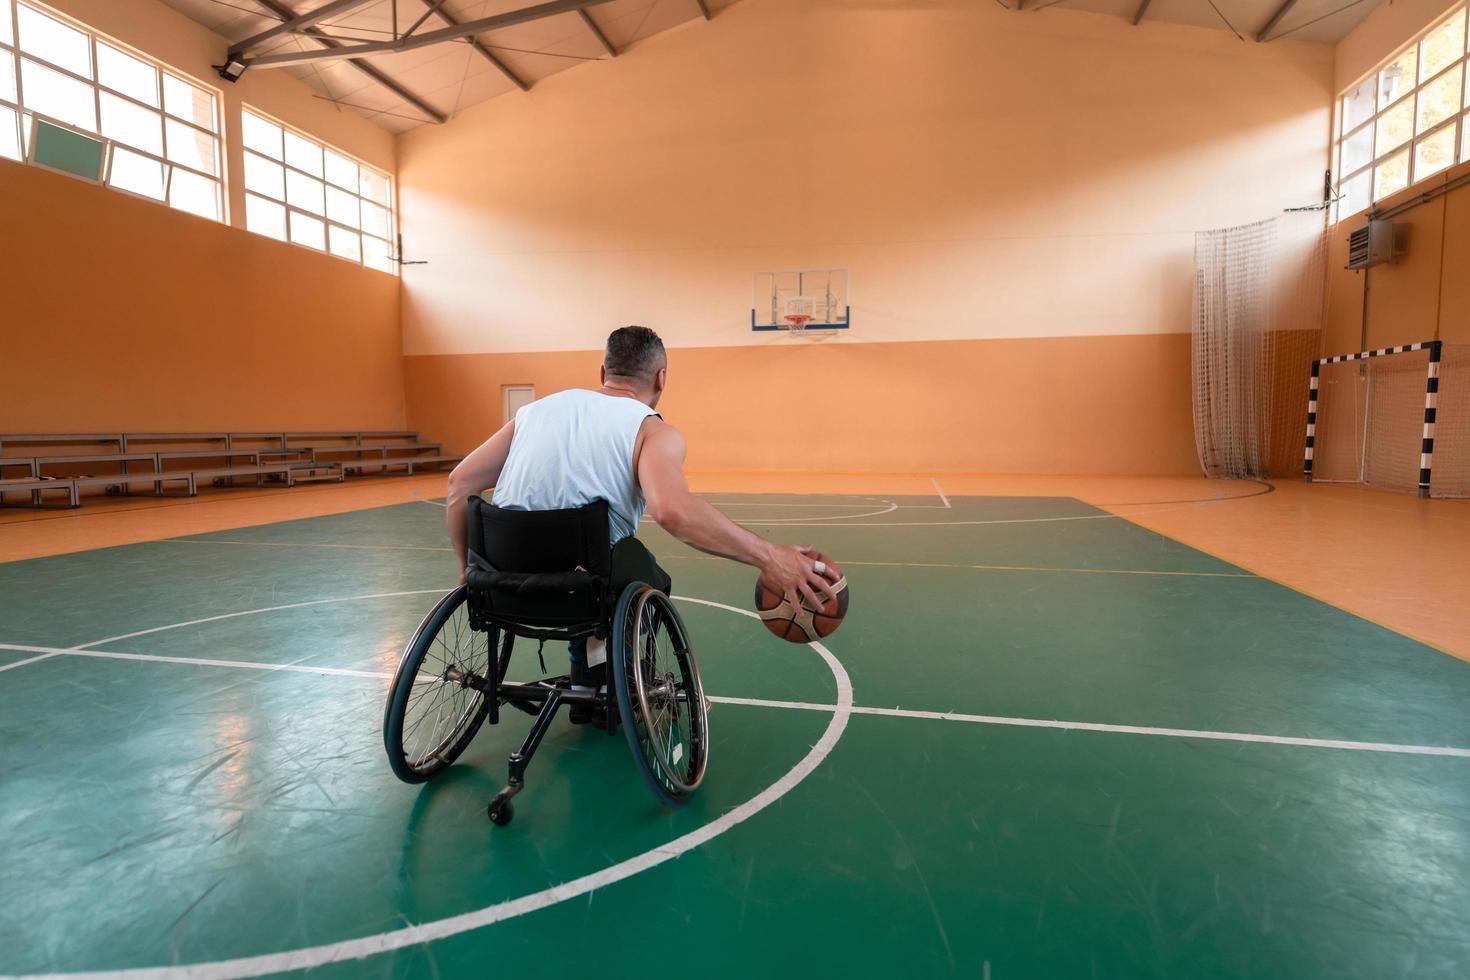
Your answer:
447,325 -> 840,673
383,326 -> 841,824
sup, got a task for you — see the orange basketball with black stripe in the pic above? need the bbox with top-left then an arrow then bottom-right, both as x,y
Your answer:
754,553 -> 849,643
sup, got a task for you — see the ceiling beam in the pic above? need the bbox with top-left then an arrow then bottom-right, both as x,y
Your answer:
244,0 -> 446,123
695,0 -> 711,19
404,0 -> 451,38
578,8 -> 617,56
416,0 -> 529,93
1130,0 -> 1152,25
229,0 -> 380,56
243,0 -> 615,69
1255,0 -> 1301,41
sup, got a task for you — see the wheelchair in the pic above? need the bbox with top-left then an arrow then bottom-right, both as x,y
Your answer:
382,495 -> 710,826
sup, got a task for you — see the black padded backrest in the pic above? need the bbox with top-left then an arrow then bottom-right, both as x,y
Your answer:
467,495 -> 611,579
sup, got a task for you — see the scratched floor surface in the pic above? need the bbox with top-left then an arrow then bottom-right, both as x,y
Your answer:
1,492 -> 1468,979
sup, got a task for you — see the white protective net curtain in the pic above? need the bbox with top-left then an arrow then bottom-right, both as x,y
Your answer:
1192,212 -> 1328,479
1313,344 -> 1470,498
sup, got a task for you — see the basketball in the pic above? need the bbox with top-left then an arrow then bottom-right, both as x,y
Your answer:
754,553 -> 850,644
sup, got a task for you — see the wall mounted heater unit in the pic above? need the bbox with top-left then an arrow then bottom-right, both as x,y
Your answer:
1346,219 -> 1400,269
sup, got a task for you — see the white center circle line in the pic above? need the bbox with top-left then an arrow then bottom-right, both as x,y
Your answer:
734,498 -> 899,523
17,595 -> 853,980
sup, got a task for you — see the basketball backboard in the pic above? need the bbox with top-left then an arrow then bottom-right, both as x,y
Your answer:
752,268 -> 849,331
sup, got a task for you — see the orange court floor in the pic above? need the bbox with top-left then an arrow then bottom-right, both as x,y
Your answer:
1,472 -> 1466,664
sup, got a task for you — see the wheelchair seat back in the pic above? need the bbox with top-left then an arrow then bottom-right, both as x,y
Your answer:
465,495 -> 612,636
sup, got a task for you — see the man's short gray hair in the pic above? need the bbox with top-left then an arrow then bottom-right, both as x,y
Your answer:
604,326 -> 666,382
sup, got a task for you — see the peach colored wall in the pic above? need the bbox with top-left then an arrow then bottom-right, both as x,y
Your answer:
36,0 -> 396,232
395,0 -> 1333,473
1,0 -> 406,436
1322,0 -> 1470,356
396,0 -> 1334,356
405,334 -> 1199,475
0,157 -> 405,433
1322,159 -> 1470,354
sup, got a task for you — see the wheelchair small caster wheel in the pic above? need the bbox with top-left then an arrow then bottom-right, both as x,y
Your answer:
488,800 -> 514,826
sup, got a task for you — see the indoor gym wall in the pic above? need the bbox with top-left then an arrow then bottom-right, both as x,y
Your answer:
0,0 -> 406,435
396,0 -> 1334,473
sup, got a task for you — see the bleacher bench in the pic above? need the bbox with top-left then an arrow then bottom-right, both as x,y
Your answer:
71,470 -> 195,497
0,434 -> 124,455
0,432 -> 452,507
308,442 -> 442,461
67,464 -> 302,500
156,449 -> 274,465
35,453 -> 162,475
120,433 -> 230,451
0,477 -> 79,507
338,455 -> 462,475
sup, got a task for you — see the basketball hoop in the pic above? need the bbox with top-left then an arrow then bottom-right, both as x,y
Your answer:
783,313 -> 813,332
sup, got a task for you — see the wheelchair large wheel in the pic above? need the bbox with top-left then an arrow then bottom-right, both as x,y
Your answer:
611,583 -> 709,807
383,586 -> 495,783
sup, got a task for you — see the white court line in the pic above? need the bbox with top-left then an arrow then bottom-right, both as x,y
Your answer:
5,640 -> 1464,761
707,697 -> 1470,759
704,502 -> 886,508
416,498 -> 447,508
741,495 -> 1277,528
0,643 -> 391,680
9,597 -> 854,980
7,590 -> 1465,977
930,477 -> 952,509
743,512 -> 1122,528
733,499 -> 899,523
645,496 -> 903,525
0,652 -> 58,673
76,589 -> 447,650
706,497 -> 949,511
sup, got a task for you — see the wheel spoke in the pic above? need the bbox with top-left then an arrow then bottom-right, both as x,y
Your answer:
395,598 -> 490,772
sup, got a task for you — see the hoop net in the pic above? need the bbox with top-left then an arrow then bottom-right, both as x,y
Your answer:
781,295 -> 819,333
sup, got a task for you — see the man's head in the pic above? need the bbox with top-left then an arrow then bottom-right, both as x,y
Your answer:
601,325 -> 668,408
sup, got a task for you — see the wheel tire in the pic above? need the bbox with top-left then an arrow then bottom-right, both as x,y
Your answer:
488,799 -> 514,826
383,586 -> 494,783
610,583 -> 708,808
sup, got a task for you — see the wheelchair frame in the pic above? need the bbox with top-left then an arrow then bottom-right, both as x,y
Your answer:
383,496 -> 707,826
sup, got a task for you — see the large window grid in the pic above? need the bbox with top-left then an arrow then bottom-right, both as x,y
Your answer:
241,107 -> 395,273
1334,4 -> 1470,222
0,0 -> 223,221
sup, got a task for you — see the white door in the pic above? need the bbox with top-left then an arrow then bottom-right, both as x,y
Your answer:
503,385 -> 535,424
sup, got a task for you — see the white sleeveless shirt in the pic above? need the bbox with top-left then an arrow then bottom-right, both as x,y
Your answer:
492,389 -> 660,543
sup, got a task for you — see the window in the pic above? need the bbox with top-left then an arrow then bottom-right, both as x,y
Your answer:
240,106 -> 395,273
1334,6 -> 1470,221
0,0 -> 223,220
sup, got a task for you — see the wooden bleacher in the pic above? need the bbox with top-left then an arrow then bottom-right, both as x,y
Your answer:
0,431 -> 461,508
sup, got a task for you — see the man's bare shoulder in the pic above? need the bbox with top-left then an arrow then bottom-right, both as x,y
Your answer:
639,414 -> 682,441
637,415 -> 686,463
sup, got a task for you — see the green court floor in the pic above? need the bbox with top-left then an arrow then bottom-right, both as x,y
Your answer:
2,493 -> 1468,979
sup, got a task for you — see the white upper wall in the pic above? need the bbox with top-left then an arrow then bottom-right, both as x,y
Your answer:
396,0 -> 1334,355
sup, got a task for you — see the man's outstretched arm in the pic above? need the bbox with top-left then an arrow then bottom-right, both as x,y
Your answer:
445,421 -> 515,583
638,420 -> 838,610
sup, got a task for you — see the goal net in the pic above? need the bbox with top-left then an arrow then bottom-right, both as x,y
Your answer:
1307,342 -> 1470,498
1192,212 -> 1328,479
